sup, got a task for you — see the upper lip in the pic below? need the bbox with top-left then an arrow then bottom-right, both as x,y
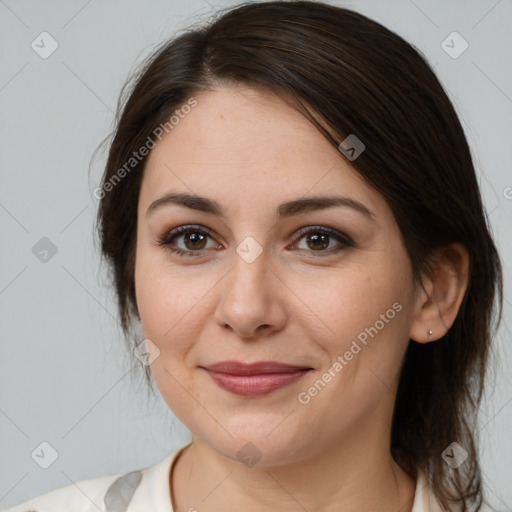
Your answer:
202,361 -> 312,375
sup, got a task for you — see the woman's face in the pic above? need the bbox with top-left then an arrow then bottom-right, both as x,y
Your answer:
135,85 -> 421,465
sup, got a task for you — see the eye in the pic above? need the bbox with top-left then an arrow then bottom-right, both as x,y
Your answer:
156,225 -> 220,257
156,224 -> 353,258
291,226 -> 353,255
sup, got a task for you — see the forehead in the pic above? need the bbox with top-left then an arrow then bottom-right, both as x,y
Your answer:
139,85 -> 389,221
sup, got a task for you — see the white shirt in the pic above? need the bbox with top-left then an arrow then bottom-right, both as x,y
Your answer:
3,443 -> 446,511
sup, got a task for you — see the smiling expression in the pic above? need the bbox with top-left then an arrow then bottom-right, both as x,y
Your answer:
134,84 -> 421,465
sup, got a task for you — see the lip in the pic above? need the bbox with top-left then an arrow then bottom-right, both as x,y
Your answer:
201,361 -> 312,397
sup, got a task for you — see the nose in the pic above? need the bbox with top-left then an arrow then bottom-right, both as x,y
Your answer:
213,246 -> 288,340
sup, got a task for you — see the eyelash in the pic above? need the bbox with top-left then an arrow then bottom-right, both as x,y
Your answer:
156,224 -> 354,258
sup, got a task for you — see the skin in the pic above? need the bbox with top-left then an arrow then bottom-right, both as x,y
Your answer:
134,84 -> 469,511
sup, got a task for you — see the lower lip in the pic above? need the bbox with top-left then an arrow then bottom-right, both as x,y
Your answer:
203,369 -> 311,397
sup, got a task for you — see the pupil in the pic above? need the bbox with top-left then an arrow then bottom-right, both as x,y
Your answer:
308,233 -> 328,250
185,232 -> 206,250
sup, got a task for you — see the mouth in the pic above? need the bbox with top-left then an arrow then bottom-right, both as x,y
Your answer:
200,361 -> 313,397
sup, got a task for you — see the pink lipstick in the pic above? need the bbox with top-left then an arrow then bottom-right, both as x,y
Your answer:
201,361 -> 312,397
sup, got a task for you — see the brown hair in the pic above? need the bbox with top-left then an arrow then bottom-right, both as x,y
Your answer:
94,2 -> 503,510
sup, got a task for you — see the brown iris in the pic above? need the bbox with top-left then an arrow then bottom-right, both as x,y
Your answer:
306,233 -> 329,251
184,232 -> 207,250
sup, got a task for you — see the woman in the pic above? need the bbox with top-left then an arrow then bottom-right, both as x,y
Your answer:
5,1 -> 502,511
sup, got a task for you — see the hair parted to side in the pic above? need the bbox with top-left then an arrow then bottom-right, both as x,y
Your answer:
94,2 -> 503,510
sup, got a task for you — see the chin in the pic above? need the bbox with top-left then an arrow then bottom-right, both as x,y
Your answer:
199,424 -> 312,468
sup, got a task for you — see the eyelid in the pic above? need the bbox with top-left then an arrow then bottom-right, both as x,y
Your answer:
288,225 -> 354,253
157,224 -> 353,257
156,224 -> 219,250
292,225 -> 353,243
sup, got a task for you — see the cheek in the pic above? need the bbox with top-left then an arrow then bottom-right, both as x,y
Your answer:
305,263 -> 406,344
302,255 -> 414,401
134,252 -> 213,421
294,264 -> 413,427
136,265 -> 193,342
134,250 -> 223,362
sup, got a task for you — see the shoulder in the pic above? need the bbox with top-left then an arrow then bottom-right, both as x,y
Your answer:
1,472 -> 121,512
1,445 -> 190,512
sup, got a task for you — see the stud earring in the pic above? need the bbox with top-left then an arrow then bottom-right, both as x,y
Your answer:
427,329 -> 433,337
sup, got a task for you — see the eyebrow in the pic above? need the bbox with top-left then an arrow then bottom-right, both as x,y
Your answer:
146,192 -> 375,221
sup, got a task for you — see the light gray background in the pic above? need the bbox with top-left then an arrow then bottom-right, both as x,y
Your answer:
0,0 -> 511,509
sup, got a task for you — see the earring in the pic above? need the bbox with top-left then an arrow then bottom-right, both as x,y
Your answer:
427,329 -> 433,337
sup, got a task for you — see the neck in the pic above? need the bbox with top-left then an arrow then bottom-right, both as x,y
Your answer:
171,428 -> 416,512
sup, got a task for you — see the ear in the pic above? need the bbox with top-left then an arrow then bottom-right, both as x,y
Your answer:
409,243 -> 469,343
